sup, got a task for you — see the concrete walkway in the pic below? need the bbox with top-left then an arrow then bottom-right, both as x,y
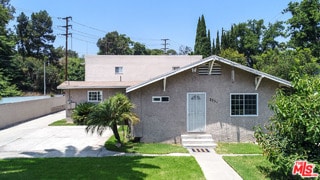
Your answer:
188,148 -> 242,180
0,111 -> 242,179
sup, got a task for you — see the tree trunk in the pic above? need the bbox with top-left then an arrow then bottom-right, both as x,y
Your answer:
111,123 -> 121,143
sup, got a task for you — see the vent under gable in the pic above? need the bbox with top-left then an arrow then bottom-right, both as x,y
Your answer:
198,62 -> 222,75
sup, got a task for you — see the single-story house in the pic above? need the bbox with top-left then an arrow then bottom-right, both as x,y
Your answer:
58,55 -> 291,143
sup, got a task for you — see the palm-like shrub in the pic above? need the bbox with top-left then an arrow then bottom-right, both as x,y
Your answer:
86,93 -> 139,144
72,102 -> 95,125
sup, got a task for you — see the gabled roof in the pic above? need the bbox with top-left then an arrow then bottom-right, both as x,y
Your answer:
58,81 -> 142,90
126,55 -> 292,93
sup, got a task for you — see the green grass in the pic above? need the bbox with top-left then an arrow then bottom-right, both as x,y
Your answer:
106,140 -> 188,154
48,119 -> 76,126
0,156 -> 205,179
215,142 -> 263,154
105,126 -> 188,154
216,143 -> 276,180
105,132 -> 188,154
223,156 -> 274,180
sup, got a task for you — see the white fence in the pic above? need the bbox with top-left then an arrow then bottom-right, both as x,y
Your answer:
0,96 -> 65,129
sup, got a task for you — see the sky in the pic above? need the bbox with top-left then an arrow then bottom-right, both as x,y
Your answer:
9,0 -> 298,56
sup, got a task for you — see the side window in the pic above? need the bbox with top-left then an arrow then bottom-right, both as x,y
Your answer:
230,93 -> 258,116
88,91 -> 103,102
115,66 -> 123,74
152,96 -> 170,103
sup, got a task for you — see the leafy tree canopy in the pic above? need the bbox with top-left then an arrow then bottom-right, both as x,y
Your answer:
16,10 -> 56,61
97,31 -> 133,55
284,0 -> 320,57
255,74 -> 320,178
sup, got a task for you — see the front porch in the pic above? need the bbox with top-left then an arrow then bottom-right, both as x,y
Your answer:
181,134 -> 216,147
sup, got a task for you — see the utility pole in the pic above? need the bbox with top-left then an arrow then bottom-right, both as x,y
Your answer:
161,38 -> 169,54
43,59 -> 46,95
61,16 -> 72,81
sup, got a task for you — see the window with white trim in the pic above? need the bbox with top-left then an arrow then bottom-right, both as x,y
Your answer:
88,91 -> 103,102
152,96 -> 170,102
115,66 -> 123,74
230,93 -> 258,116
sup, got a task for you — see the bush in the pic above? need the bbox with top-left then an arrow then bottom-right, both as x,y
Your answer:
254,75 -> 320,178
72,102 -> 95,125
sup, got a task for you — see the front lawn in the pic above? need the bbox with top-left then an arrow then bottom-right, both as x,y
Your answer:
223,156 -> 273,180
0,156 -> 204,179
216,142 -> 275,180
215,142 -> 263,154
105,127 -> 188,154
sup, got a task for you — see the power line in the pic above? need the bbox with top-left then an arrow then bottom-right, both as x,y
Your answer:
70,29 -> 100,39
71,19 -> 107,34
60,16 -> 72,81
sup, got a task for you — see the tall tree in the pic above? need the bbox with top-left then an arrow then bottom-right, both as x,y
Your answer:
29,10 -> 55,61
15,10 -> 56,62
284,0 -> 320,57
205,30 -> 212,56
211,38 -> 216,55
16,12 -> 29,59
261,21 -> 286,51
215,31 -> 221,55
194,15 -> 211,58
0,0 -> 18,88
230,19 -> 265,67
97,31 -> 133,55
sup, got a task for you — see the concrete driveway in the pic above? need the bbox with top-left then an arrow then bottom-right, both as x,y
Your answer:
0,111 -> 243,179
0,111 -> 120,158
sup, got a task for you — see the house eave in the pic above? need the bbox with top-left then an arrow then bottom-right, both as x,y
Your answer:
58,81 -> 142,90
126,55 -> 292,93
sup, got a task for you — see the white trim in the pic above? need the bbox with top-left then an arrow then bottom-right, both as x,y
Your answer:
208,60 -> 215,75
163,78 -> 167,92
230,93 -> 259,117
255,76 -> 264,90
126,55 -> 291,93
87,90 -> 103,102
187,92 -> 206,132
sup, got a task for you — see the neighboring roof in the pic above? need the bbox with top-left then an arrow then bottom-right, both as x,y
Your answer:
126,55 -> 292,93
84,55 -> 202,82
57,81 -> 142,90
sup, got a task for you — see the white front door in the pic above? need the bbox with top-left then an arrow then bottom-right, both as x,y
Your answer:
187,92 -> 206,132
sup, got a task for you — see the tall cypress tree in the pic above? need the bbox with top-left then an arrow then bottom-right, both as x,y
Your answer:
212,38 -> 216,55
194,17 -> 201,55
194,15 -> 211,58
203,29 -> 212,57
215,31 -> 221,55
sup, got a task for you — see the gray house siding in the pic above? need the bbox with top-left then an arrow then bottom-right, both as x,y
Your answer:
129,62 -> 279,143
